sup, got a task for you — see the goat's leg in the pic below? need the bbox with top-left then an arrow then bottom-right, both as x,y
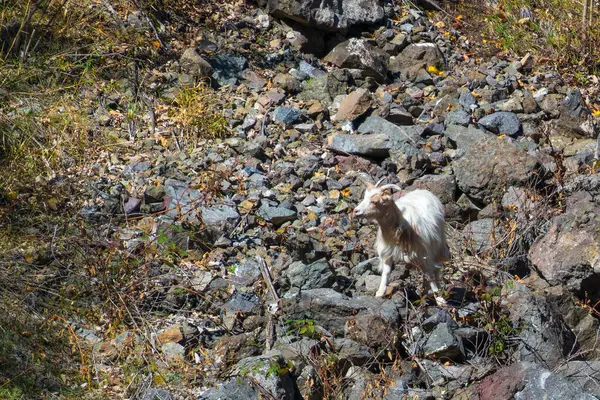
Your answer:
376,257 -> 392,297
429,265 -> 447,306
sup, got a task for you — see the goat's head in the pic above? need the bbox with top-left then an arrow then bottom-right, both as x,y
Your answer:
353,177 -> 402,220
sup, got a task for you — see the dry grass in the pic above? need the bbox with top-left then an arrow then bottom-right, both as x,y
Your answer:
436,0 -> 600,78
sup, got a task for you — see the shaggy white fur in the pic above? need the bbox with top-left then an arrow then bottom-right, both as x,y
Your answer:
353,178 -> 449,303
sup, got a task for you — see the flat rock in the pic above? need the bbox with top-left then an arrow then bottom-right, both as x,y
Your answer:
477,111 -> 522,136
257,203 -> 297,225
556,361 -> 600,398
333,88 -> 372,121
328,132 -> 391,158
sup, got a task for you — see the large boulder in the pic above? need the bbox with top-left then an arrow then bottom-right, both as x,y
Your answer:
453,136 -> 539,204
462,362 -> 598,400
503,283 -> 576,368
529,191 -> 600,299
281,288 -> 401,349
324,38 -> 389,82
267,0 -> 385,32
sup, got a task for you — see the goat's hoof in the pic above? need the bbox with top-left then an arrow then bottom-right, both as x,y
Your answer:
435,296 -> 448,307
375,290 -> 386,298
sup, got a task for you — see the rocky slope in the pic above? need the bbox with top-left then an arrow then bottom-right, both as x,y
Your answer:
18,0 -> 600,399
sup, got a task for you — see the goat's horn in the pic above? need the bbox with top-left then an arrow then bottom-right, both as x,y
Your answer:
379,184 -> 402,192
375,178 -> 386,187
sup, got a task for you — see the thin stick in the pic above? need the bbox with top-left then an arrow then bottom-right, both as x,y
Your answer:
257,256 -> 279,351
257,256 -> 279,302
131,0 -> 167,49
583,0 -> 589,31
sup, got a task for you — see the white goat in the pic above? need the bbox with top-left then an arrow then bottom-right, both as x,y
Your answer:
353,178 -> 449,302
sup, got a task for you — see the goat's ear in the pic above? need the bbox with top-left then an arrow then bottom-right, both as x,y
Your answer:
372,193 -> 391,205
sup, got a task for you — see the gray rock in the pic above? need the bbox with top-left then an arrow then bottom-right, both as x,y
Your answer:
444,109 -> 471,127
299,60 -> 326,78
515,362 -> 597,400
358,115 -> 423,147
201,203 -> 240,239
389,43 -> 445,74
563,88 -> 590,118
141,388 -> 173,400
463,219 -> 502,254
180,48 -> 212,77
327,132 -> 391,158
210,54 -> 247,86
459,90 -> 477,110
422,322 -> 465,362
233,352 -> 297,400
198,378 -> 259,400
267,0 -> 385,32
324,38 -> 389,82
504,283 -> 576,368
257,203 -> 297,225
335,338 -> 373,368
281,288 -> 401,349
288,259 -> 335,289
529,191 -> 600,296
298,72 -> 348,106
556,361 -> 600,398
478,111 -> 522,136
223,292 -> 260,314
408,174 -> 456,204
498,96 -> 524,113
165,179 -> 203,224
161,342 -> 185,359
453,136 -> 539,204
273,106 -> 301,126
444,124 -> 491,150
387,105 -> 413,125
555,89 -> 597,138
472,362 -> 597,400
294,155 -> 320,179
